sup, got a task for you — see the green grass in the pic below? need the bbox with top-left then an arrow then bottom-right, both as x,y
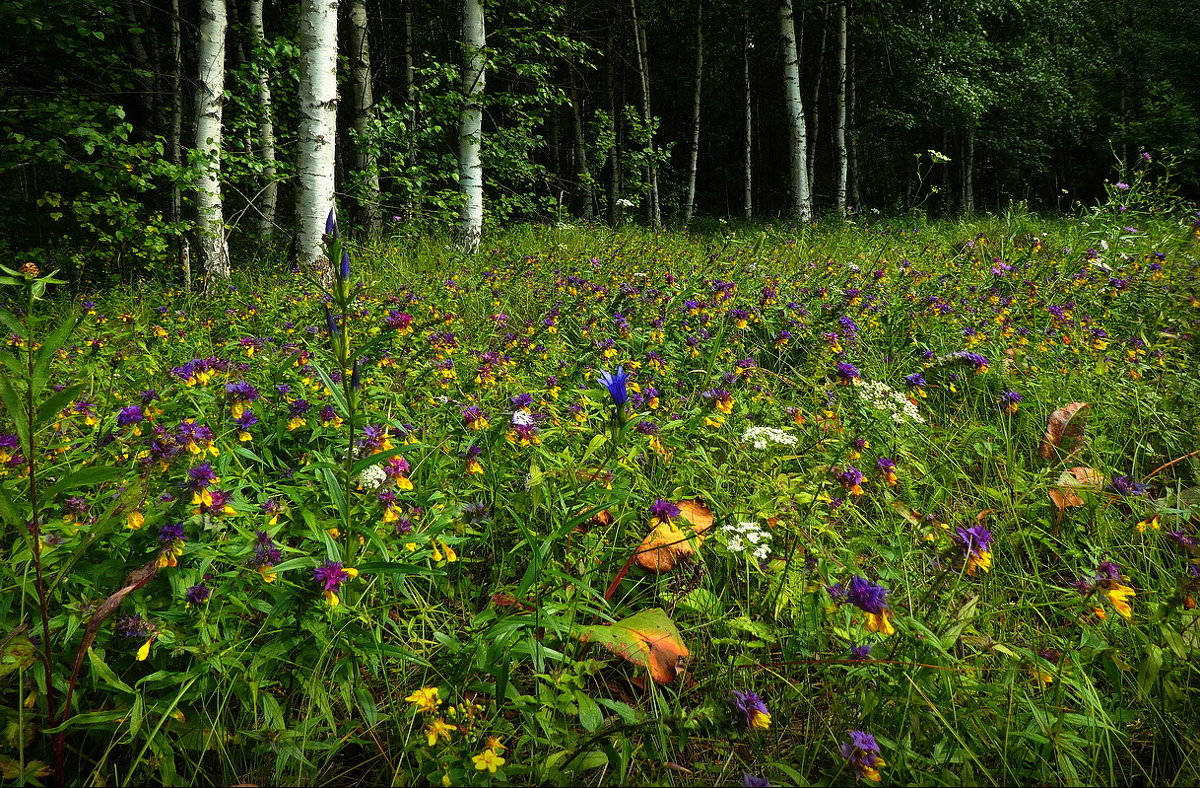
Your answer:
2,204 -> 1200,787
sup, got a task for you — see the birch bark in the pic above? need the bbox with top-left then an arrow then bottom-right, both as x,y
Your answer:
248,0 -> 278,236
780,0 -> 812,220
196,0 -> 230,287
458,0 -> 486,253
297,0 -> 339,275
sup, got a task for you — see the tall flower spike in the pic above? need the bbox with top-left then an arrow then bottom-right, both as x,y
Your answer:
325,208 -> 338,238
339,249 -> 351,281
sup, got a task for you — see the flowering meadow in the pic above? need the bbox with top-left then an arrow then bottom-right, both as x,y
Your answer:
4,202 -> 1200,786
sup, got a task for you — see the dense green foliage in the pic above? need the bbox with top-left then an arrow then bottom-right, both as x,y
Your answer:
2,0 -> 1199,277
3,181 -> 1200,785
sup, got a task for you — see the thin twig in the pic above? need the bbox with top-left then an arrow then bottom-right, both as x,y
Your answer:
1142,449 -> 1200,482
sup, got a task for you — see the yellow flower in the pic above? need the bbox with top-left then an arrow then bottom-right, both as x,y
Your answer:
1136,514 -> 1160,533
472,748 -> 506,773
136,637 -> 154,661
864,610 -> 895,636
486,736 -> 506,752
126,511 -> 145,530
425,718 -> 455,747
407,686 -> 441,713
1107,584 -> 1136,620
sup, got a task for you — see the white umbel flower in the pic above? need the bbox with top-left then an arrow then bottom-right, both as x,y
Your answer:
741,426 -> 799,450
357,464 -> 387,490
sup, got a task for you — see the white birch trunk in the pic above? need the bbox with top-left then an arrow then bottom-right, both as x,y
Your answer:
196,0 -> 229,287
964,128 -> 975,214
297,0 -> 339,275
458,0 -> 486,254
834,0 -> 848,214
780,0 -> 812,220
630,0 -> 661,228
248,0 -> 278,236
349,0 -> 381,233
683,0 -> 704,225
743,13 -> 753,219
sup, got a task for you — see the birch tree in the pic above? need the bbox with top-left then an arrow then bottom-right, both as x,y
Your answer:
743,12 -> 753,219
780,0 -> 812,220
348,0 -> 381,233
458,0 -> 486,253
297,0 -> 339,275
196,0 -> 230,287
248,0 -> 278,237
682,0 -> 704,225
835,0 -> 849,214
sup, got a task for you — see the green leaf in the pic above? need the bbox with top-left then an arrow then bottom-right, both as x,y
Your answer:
0,633 -> 38,678
575,690 -> 602,732
43,465 -> 122,498
0,375 -> 29,451
37,382 -> 85,424
576,608 -> 689,684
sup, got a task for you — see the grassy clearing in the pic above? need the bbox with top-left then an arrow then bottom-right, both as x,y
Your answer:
3,204 -> 1200,787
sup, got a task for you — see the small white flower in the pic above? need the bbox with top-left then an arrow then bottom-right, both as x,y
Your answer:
511,410 -> 537,427
357,464 -> 387,490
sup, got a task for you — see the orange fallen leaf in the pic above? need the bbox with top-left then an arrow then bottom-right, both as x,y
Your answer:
635,500 -> 713,572
578,608 -> 689,684
1040,402 -> 1090,459
1049,466 -> 1105,510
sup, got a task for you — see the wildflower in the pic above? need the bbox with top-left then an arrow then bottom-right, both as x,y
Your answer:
252,531 -> 282,582
383,455 -> 414,489
721,520 -> 772,561
1136,513 -> 1161,533
597,366 -> 630,406
358,464 -> 388,490
1075,561 -> 1136,620
425,718 -> 455,747
313,561 -> 359,607
648,499 -> 681,525
836,362 -> 861,385
840,730 -> 886,782
463,444 -> 484,475
847,575 -> 895,635
849,645 -> 871,660
730,690 -> 772,729
462,405 -> 489,431
1000,390 -> 1023,415
117,406 -> 145,434
876,457 -> 897,486
741,426 -> 797,450
1110,475 -> 1147,496
743,774 -> 771,787
837,466 -> 865,496
701,388 -> 734,414
472,748 -> 506,773
157,521 -> 186,568
954,524 -> 994,574
185,583 -> 211,605
406,686 -> 442,713
286,399 -> 310,430
858,380 -> 924,424
903,372 -> 927,400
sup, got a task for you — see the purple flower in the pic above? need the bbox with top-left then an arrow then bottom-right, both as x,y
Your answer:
839,730 -> 884,781
158,522 -> 185,542
849,645 -> 871,660
836,362 -> 861,382
730,690 -> 771,729
742,774 -> 770,788
1110,475 -> 1147,496
1115,182 -> 1130,191
185,583 -> 211,605
117,406 -> 144,426
597,367 -> 630,406
313,561 -> 352,591
648,499 -> 681,522
847,575 -> 888,615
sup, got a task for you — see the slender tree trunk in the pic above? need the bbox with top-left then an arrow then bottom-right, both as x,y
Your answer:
742,13 -> 753,219
348,0 -> 381,234
964,127 -> 975,214
847,37 -> 860,209
807,5 -> 827,197
297,0 -> 339,276
402,1 -> 416,219
458,0 -> 486,253
605,22 -> 621,226
568,72 -> 594,219
629,0 -> 660,228
834,0 -> 848,214
170,0 -> 190,288
248,0 -> 278,237
683,0 -> 704,225
779,0 -> 812,220
196,0 -> 229,288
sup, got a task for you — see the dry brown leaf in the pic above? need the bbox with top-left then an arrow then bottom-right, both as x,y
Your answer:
676,500 -> 714,534
1049,466 -> 1105,510
635,500 -> 713,572
1040,402 -> 1090,459
578,608 -> 690,684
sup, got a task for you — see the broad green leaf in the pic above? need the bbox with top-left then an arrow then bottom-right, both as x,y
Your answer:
0,633 -> 37,678
576,607 -> 689,684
